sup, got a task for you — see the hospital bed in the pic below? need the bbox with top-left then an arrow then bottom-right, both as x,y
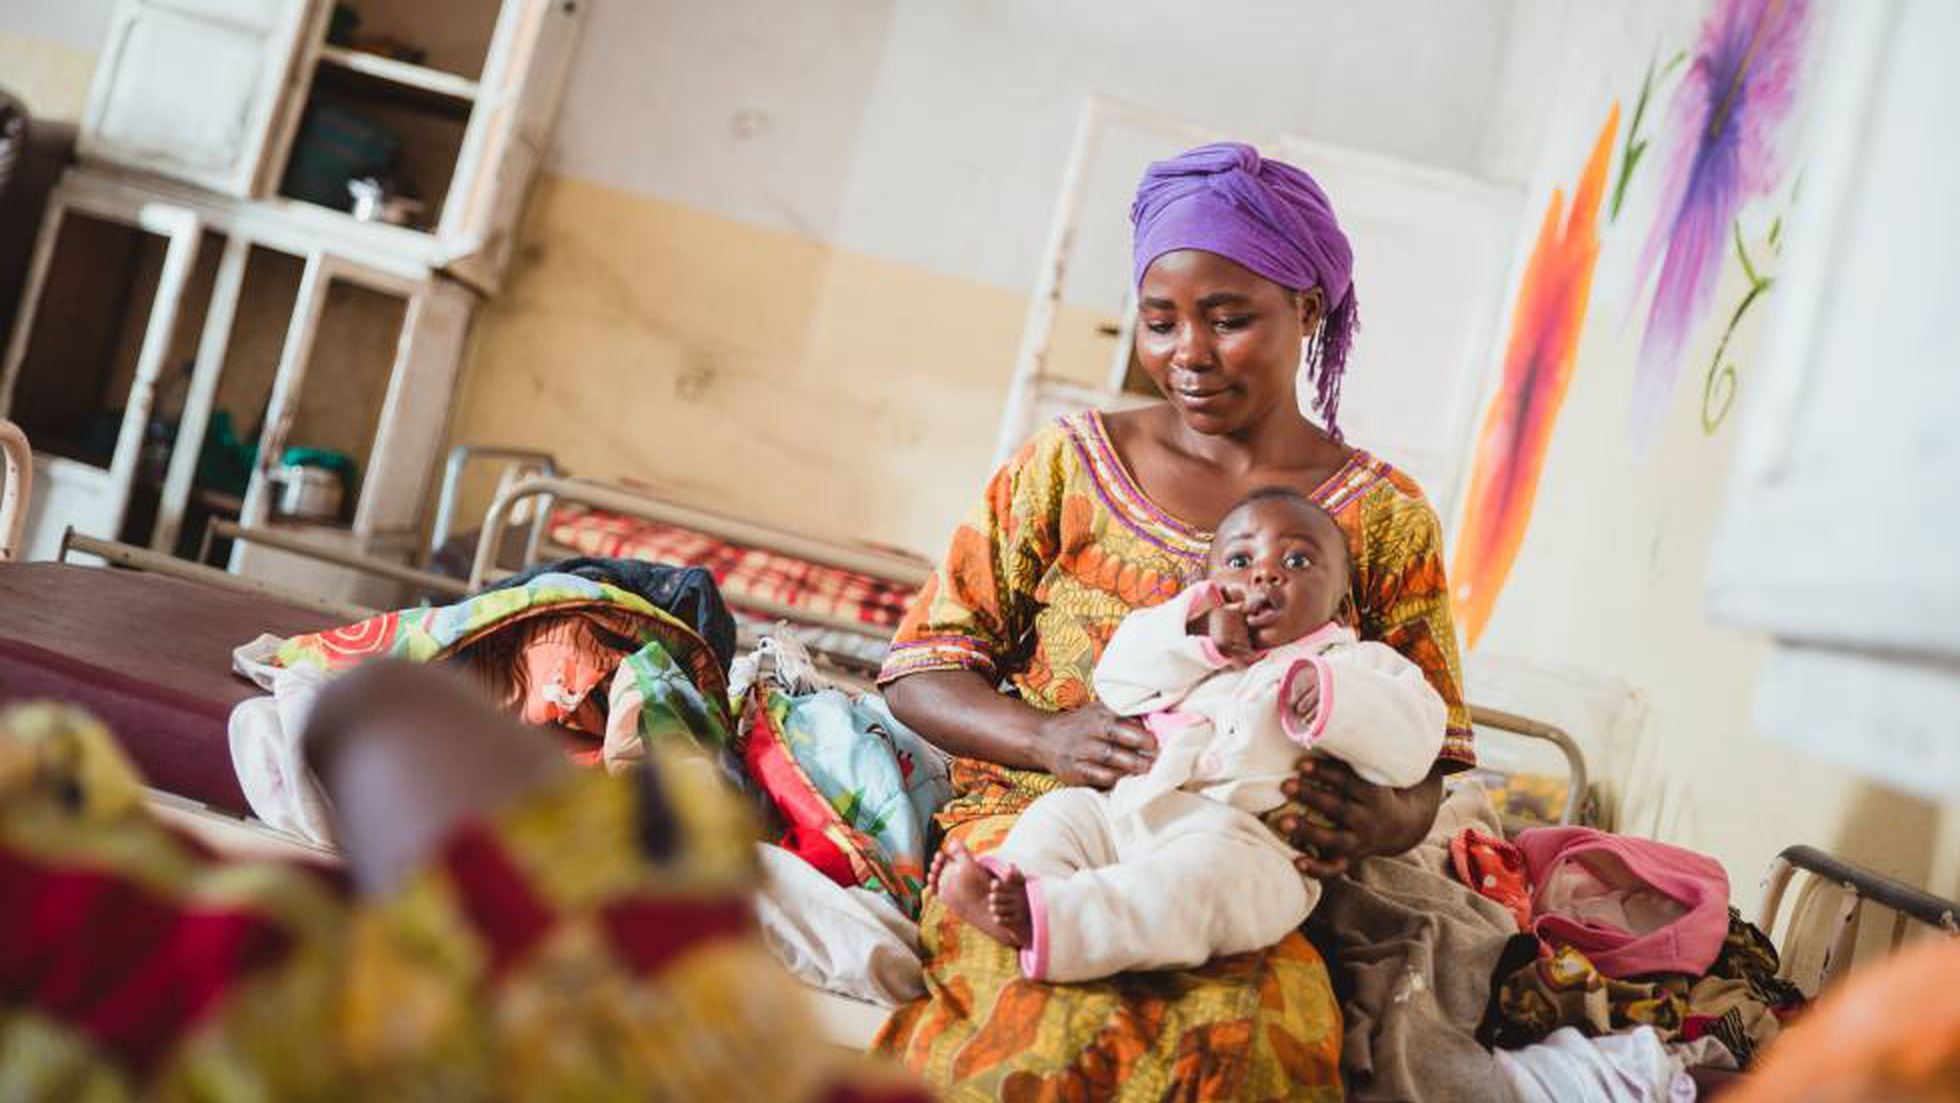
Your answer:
203,443 -> 931,689
447,445 -> 930,683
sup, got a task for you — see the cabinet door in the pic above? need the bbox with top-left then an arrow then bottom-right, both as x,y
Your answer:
438,0 -> 584,284
79,0 -> 316,196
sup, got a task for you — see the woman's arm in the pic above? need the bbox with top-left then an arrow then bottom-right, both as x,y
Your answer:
885,670 -> 1156,789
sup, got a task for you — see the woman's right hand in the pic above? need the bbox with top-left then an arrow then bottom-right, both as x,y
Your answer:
1034,703 -> 1156,789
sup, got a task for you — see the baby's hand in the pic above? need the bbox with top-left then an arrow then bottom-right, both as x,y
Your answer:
1206,600 -> 1255,661
1287,663 -> 1320,723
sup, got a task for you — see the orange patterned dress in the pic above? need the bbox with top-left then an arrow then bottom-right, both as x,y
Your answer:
875,411 -> 1474,1100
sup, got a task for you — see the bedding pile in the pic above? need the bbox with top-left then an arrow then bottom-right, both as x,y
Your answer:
230,569 -> 738,846
1461,825 -> 1807,1099
227,566 -> 945,1007
1309,788 -> 1805,1102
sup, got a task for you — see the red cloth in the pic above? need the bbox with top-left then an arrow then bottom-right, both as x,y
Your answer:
1449,827 -> 1532,931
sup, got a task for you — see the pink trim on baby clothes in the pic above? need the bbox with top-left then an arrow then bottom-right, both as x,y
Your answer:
1185,580 -> 1225,613
1145,709 -> 1207,741
1019,875 -> 1052,980
1279,655 -> 1336,746
976,854 -> 1049,980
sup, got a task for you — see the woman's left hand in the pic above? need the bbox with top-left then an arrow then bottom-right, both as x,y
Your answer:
1275,757 -> 1443,880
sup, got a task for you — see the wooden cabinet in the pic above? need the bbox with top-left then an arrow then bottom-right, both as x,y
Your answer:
1,0 -> 582,602
80,0 -> 314,197
73,0 -> 581,291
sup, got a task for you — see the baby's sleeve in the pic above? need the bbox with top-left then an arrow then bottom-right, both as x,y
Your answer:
1279,641 -> 1446,789
1092,582 -> 1233,716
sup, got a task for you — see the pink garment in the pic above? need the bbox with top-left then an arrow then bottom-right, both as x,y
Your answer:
1517,826 -> 1730,979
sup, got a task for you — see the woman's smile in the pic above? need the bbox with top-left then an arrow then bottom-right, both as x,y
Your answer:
1170,380 -> 1237,408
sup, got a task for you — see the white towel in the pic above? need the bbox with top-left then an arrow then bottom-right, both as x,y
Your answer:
228,635 -> 338,846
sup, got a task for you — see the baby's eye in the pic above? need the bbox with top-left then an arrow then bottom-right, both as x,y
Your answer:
1284,552 -> 1311,569
1225,553 -> 1252,569
1143,320 -> 1174,335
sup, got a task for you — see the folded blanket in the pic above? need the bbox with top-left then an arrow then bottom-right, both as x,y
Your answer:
755,842 -> 924,1006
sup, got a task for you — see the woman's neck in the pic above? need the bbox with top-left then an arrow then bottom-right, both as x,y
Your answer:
1160,402 -> 1340,476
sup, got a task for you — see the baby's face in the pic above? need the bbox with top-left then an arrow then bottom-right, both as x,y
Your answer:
1205,497 -> 1350,649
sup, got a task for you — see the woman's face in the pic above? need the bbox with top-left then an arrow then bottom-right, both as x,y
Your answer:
1135,249 -> 1324,436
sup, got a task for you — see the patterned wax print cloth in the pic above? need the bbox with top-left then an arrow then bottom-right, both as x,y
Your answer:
872,412 -> 1476,1098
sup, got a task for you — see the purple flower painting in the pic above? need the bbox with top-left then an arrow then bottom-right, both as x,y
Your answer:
1630,0 -> 1810,451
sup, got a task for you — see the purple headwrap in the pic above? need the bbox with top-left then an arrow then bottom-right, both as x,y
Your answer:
1130,142 -> 1359,439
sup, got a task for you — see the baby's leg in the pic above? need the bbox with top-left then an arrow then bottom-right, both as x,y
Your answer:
1027,793 -> 1314,983
932,788 -> 1114,951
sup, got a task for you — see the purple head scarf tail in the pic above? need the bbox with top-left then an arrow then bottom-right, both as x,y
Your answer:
1130,142 -> 1359,439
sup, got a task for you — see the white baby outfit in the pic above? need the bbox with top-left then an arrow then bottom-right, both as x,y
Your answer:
992,581 -> 1445,982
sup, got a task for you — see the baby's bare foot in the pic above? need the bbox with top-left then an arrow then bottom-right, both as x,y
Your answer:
986,866 -> 1032,946
932,841 -> 1029,948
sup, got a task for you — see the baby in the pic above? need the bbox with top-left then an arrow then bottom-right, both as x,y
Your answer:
932,486 -> 1446,982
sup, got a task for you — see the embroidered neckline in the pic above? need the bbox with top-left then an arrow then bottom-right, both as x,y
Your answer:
1067,410 -> 1380,557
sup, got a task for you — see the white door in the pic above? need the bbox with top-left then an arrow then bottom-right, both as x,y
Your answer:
79,0 -> 315,196
1265,137 -> 1523,526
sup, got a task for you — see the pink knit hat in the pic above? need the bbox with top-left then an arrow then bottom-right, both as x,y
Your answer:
1517,826 -> 1732,978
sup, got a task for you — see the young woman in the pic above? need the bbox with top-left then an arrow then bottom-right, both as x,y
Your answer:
877,142 -> 1474,1097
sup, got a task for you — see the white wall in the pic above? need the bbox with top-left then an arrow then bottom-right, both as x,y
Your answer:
7,0 -> 1535,303
549,0 -> 1530,298
1460,0 -> 1960,908
0,2 -> 113,51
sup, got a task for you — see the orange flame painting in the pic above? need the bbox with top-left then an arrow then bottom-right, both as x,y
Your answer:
1452,105 -> 1620,650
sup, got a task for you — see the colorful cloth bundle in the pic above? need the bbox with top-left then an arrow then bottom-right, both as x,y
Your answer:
0,702 -> 929,1101
737,685 -> 949,918
274,572 -> 733,774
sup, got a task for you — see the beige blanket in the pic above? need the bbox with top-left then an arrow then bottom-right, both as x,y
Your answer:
1309,784 -> 1524,1102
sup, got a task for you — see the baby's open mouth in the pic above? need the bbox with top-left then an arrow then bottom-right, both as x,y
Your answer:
1244,593 -> 1282,626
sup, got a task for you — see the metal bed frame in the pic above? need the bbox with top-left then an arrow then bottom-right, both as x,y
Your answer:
1755,843 -> 1959,991
1466,703 -> 1593,830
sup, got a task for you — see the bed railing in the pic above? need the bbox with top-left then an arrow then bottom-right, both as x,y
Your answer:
469,473 -> 933,606
1465,703 -> 1593,829
1,418 -> 30,562
1755,843 -> 1959,992
429,444 -> 561,566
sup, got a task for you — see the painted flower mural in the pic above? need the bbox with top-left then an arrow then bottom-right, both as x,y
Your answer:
1629,0 -> 1810,451
1452,108 -> 1619,650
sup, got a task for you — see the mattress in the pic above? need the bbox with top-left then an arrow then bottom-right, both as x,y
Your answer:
0,562 -> 335,811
